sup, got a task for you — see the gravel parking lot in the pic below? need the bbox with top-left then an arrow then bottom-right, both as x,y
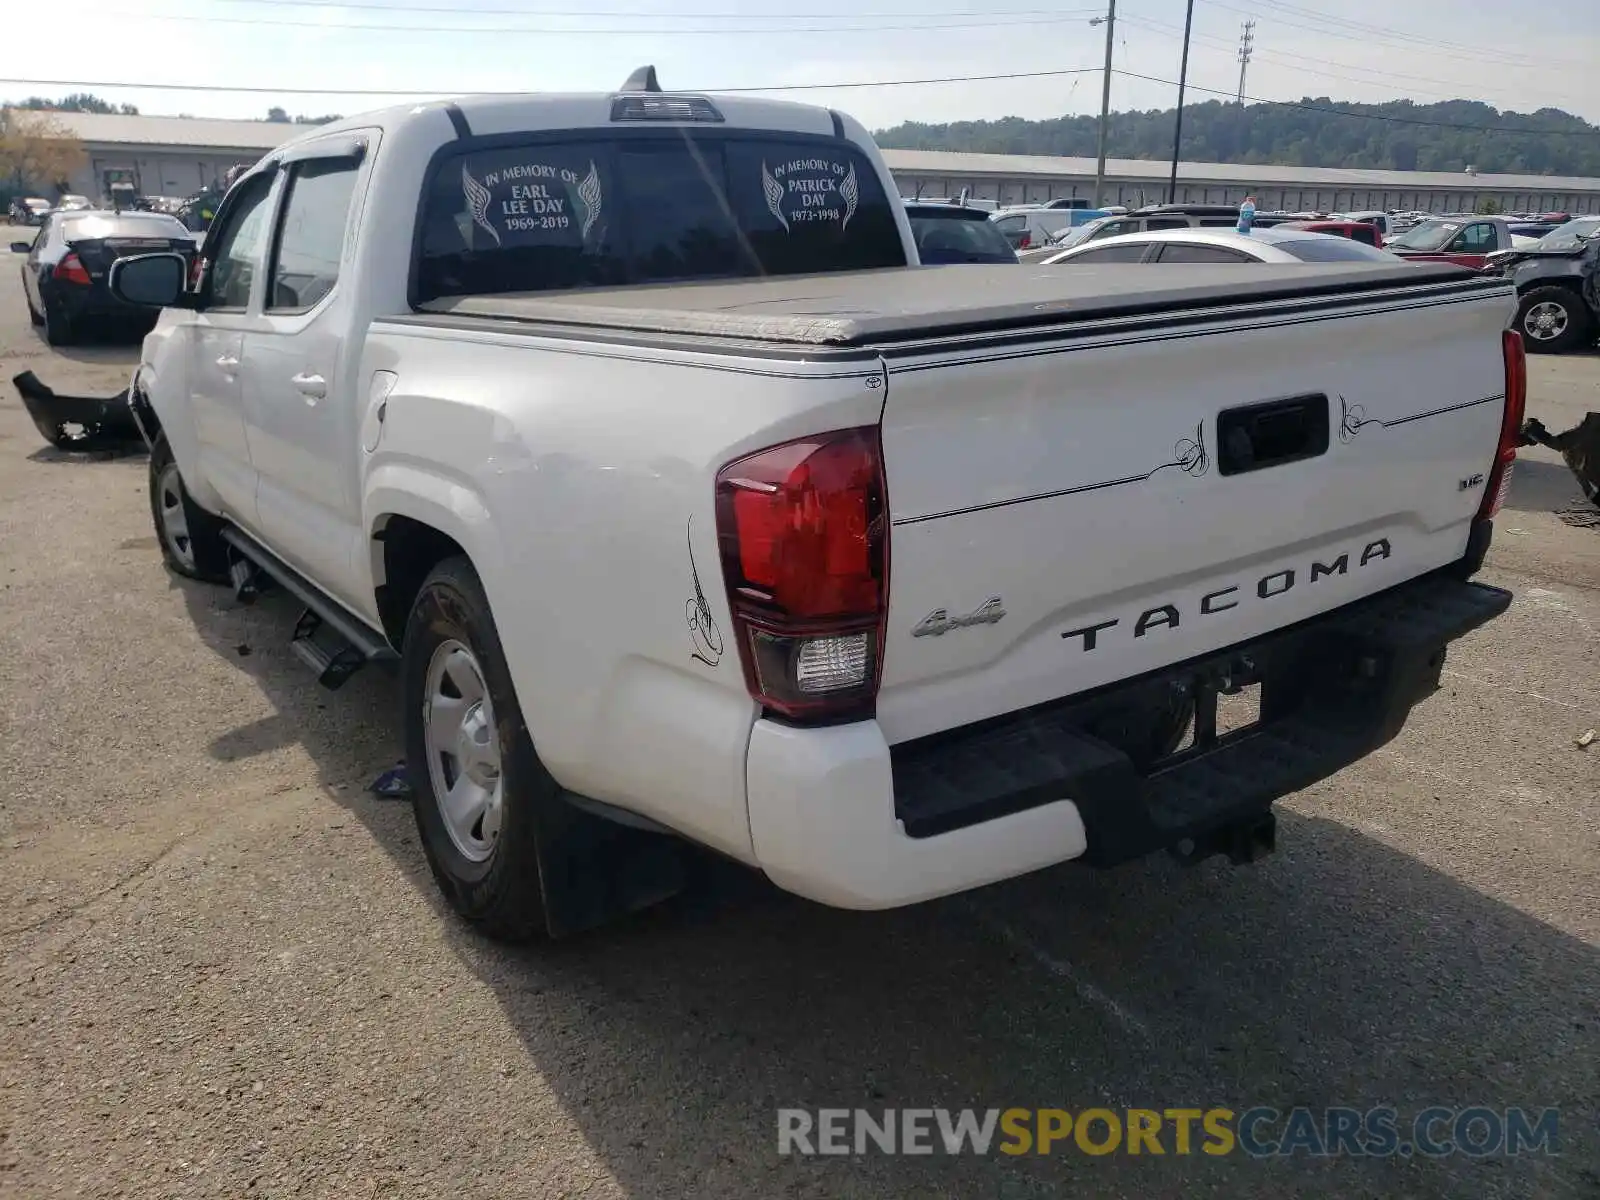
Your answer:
1,223 -> 1596,1199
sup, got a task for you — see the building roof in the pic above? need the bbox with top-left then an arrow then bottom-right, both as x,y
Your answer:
26,110 -> 1600,194
44,111 -> 298,152
877,148 -> 1600,193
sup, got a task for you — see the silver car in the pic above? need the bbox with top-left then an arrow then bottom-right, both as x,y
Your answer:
1040,226 -> 1400,265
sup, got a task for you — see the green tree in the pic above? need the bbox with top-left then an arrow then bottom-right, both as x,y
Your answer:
875,97 -> 1600,178
18,92 -> 137,115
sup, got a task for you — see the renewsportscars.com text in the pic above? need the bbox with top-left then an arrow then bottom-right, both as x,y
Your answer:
777,1106 -> 1560,1159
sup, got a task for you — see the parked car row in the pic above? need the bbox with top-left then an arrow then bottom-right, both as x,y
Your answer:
7,194 -> 92,226
901,198 -> 1599,357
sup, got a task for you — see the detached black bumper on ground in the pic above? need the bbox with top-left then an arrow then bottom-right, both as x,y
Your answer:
892,568 -> 1513,867
11,370 -> 143,452
1523,414 -> 1600,504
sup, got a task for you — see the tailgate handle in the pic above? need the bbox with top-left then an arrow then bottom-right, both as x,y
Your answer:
1217,394 -> 1330,477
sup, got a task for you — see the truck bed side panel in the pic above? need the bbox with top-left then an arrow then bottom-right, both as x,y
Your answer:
360,322 -> 885,860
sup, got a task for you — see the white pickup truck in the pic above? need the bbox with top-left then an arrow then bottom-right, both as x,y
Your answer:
108,70 -> 1522,940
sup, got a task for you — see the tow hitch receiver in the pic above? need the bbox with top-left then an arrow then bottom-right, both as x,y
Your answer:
1170,811 -> 1277,866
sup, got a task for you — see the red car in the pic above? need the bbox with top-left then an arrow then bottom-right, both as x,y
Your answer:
1383,216 -> 1513,270
1276,220 -> 1385,248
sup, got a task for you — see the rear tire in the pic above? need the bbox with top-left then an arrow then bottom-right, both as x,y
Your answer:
403,556 -> 550,942
1516,286 -> 1592,354
42,299 -> 75,347
148,433 -> 231,582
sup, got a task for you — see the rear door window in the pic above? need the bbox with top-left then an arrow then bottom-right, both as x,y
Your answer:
416,134 -> 904,303
1152,243 -> 1254,263
1062,242 -> 1151,263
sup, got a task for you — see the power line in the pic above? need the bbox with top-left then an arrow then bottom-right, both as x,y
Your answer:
85,8 -> 1106,34
1117,12 -> 1579,108
0,68 -> 1104,100
3,67 -> 1597,137
1235,0 -> 1588,70
211,0 -> 1091,15
1201,0 -> 1589,73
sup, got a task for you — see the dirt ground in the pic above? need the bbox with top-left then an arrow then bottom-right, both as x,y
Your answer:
1,229 -> 1596,1199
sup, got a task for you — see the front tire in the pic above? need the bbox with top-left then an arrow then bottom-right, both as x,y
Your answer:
403,557 -> 549,942
148,433 -> 230,582
24,281 -> 43,327
1516,285 -> 1593,354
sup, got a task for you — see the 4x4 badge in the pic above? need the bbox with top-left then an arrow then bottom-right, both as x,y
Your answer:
913,596 -> 1006,637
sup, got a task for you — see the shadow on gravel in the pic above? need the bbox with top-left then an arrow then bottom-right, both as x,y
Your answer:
25,444 -> 145,465
176,581 -> 1600,1200
1503,456 -> 1592,515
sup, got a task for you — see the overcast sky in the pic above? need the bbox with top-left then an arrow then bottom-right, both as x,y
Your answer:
3,0 -> 1597,130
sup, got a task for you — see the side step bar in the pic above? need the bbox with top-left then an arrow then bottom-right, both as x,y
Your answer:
220,528 -> 396,690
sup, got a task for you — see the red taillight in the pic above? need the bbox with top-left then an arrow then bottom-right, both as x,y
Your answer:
1480,329 -> 1526,519
189,256 -> 206,290
715,427 -> 888,722
53,252 -> 91,286
1018,233 -> 1032,249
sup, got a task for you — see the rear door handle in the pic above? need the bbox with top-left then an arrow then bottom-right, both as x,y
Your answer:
291,372 -> 327,401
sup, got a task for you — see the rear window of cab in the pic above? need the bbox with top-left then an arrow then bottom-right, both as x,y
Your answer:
415,133 -> 906,303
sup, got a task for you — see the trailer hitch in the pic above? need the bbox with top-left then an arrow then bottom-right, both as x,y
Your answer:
1169,810 -> 1277,867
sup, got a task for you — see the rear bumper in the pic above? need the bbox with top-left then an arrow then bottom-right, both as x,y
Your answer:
46,279 -> 149,321
746,569 -> 1510,909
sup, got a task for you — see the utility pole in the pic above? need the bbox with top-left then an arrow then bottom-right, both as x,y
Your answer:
1091,0 -> 1117,209
1235,20 -> 1255,104
1166,0 -> 1195,203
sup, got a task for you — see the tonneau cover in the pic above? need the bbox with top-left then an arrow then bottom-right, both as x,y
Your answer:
416,261 -> 1486,348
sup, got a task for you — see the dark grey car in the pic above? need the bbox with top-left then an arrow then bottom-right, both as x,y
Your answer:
1487,216 -> 1600,353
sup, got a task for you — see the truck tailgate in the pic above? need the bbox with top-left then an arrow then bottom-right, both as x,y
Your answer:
875,272 -> 1514,745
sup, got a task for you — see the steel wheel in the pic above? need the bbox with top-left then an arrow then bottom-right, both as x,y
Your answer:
156,462 -> 196,571
1523,300 -> 1569,343
423,640 -> 504,863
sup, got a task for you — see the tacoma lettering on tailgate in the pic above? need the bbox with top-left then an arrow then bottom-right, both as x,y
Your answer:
1062,539 -> 1393,652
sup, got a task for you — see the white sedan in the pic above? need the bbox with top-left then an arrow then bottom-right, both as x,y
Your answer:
1038,226 -> 1400,265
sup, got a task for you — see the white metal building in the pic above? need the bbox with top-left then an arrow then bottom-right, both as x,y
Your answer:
884,148 -> 1600,215
38,111 -> 1600,215
45,112 -> 292,201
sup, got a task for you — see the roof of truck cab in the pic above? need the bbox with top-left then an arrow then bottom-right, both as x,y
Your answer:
416,261 -> 1490,350
261,90 -> 843,155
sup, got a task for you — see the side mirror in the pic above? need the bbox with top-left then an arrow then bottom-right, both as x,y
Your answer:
109,252 -> 189,308
10,242 -> 30,253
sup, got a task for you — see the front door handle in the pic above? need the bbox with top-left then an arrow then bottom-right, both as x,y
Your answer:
291,372 -> 327,401
216,354 -> 239,371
